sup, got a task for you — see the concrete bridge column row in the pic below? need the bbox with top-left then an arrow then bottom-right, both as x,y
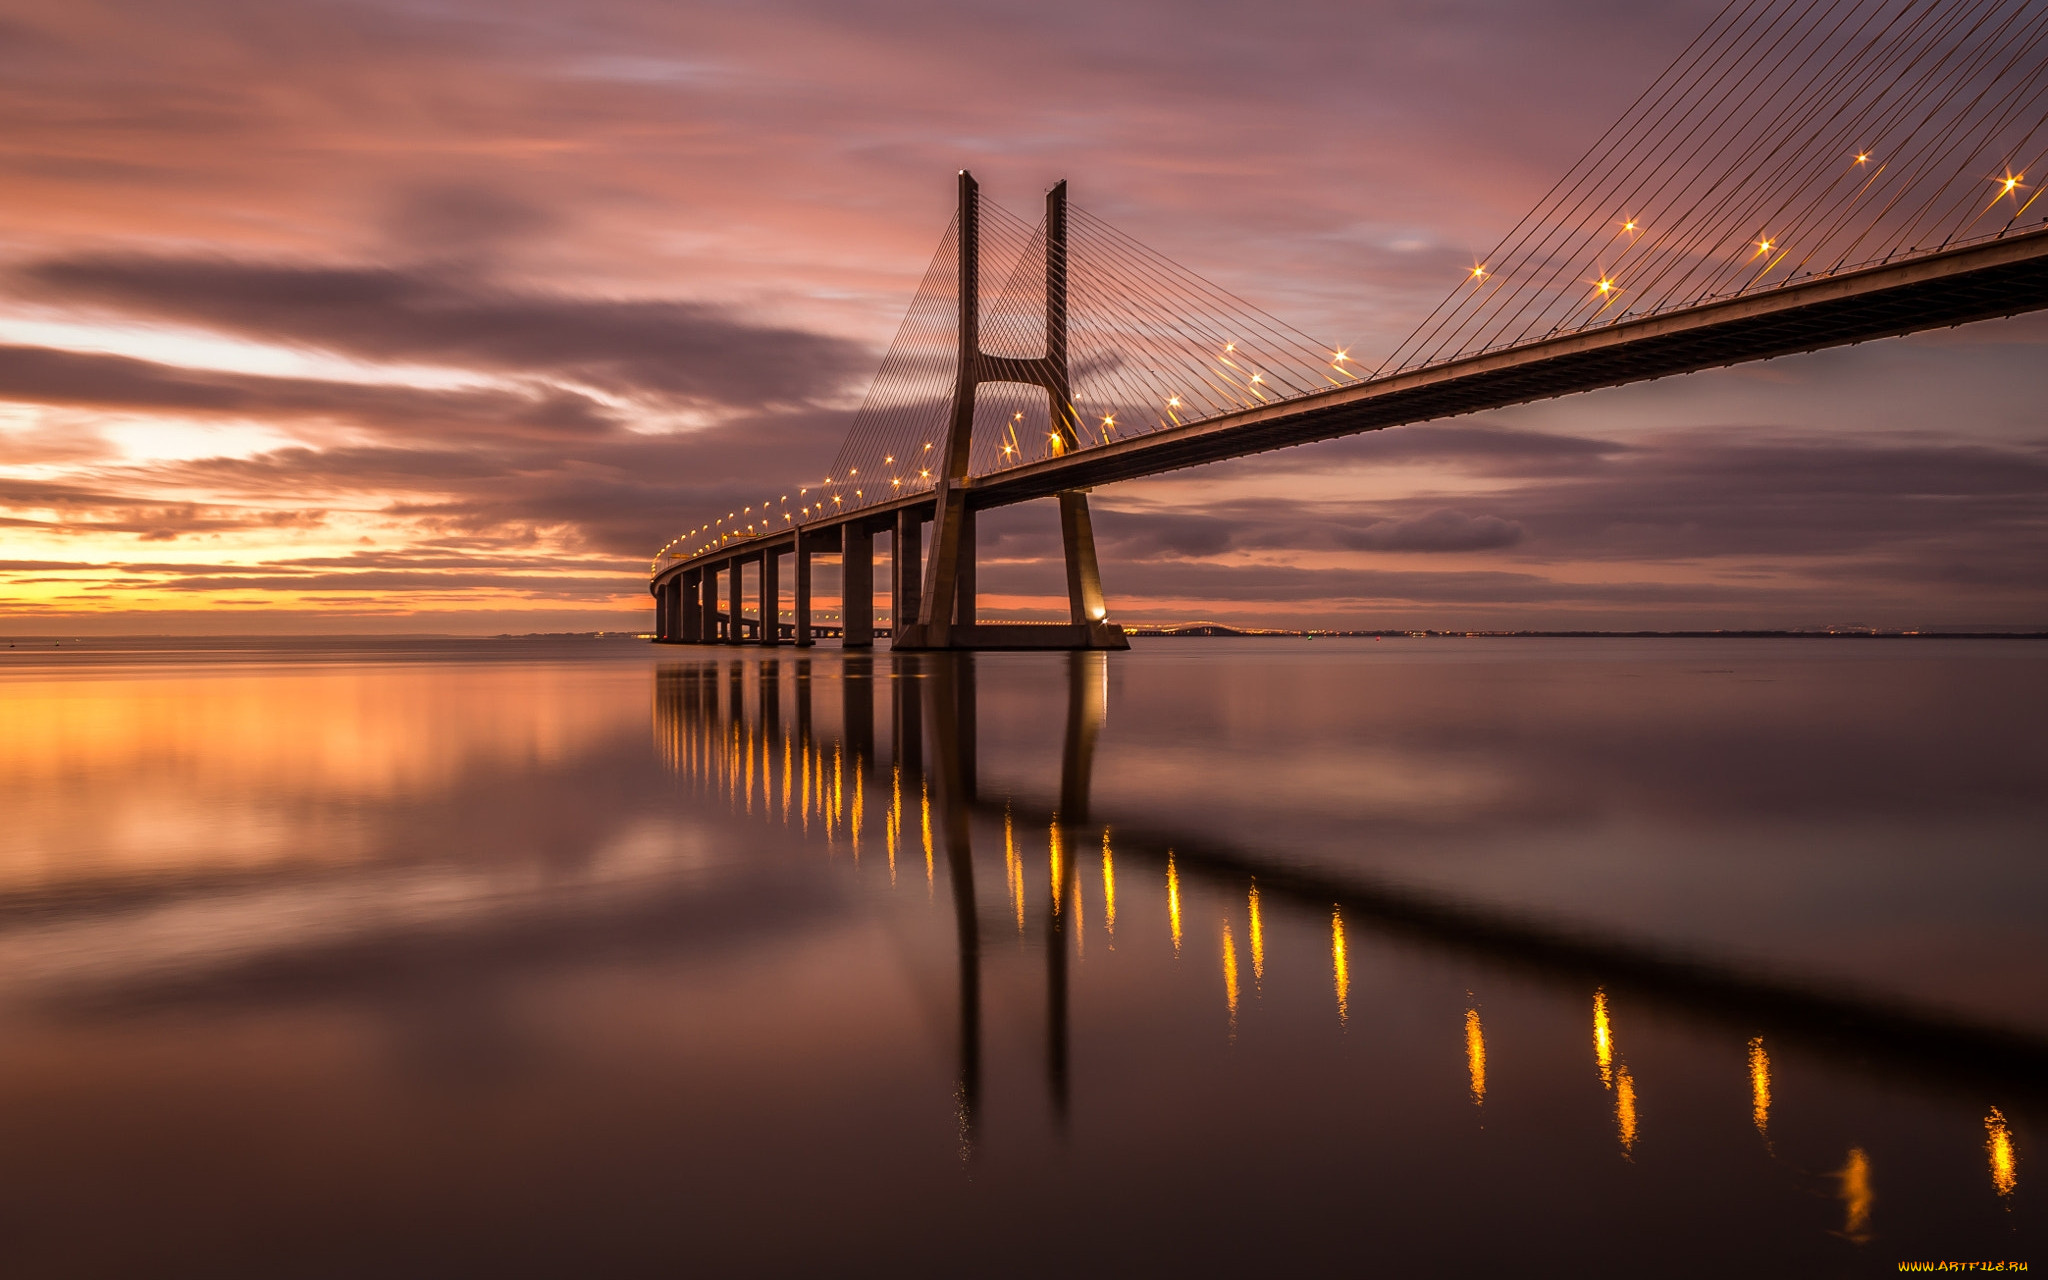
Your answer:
655,513 -> 937,647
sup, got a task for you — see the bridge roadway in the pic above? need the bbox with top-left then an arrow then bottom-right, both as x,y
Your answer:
652,225 -> 2048,641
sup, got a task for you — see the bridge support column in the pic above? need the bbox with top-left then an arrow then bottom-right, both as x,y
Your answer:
705,563 -> 725,641
652,580 -> 670,642
894,509 -> 922,638
760,548 -> 782,646
843,522 -> 874,649
727,559 -> 745,645
682,570 -> 702,643
794,529 -> 814,648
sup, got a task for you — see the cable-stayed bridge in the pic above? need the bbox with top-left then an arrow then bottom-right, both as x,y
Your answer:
651,0 -> 2048,649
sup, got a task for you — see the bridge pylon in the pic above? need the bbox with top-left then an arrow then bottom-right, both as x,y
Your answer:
893,172 -> 1128,652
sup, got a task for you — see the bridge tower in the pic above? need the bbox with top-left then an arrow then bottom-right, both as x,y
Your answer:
893,173 -> 1128,651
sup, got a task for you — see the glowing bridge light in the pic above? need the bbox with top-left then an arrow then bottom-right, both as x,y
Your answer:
1470,265 -> 1488,280
1333,350 -> 1350,363
1167,396 -> 1182,407
1622,220 -> 1638,232
1223,342 -> 1235,353
1855,152 -> 1870,163
2000,174 -> 2024,195
1596,278 -> 1615,294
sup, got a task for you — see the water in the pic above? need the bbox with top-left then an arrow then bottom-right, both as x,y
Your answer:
0,635 -> 2041,1276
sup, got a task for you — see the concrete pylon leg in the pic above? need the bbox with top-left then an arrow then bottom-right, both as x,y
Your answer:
1059,491 -> 1107,626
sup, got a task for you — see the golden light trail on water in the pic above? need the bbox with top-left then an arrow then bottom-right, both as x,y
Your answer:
782,735 -> 792,820
1331,908 -> 1349,1025
1005,808 -> 1024,933
920,778 -> 933,890
1749,1037 -> 1771,1137
1222,921 -> 1240,1039
831,745 -> 843,840
1465,1006 -> 1486,1108
1615,1063 -> 1638,1156
886,764 -> 900,882
799,740 -> 811,833
1101,830 -> 1116,945
1988,1108 -> 2018,1197
1166,853 -> 1182,954
1593,989 -> 1614,1088
1049,822 -> 1064,916
1837,1148 -> 1874,1241
1248,883 -> 1264,987
849,753 -> 864,863
1074,861 -> 1084,958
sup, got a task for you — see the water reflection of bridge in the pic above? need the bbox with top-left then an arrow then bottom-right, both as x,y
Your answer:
653,652 -> 2040,1191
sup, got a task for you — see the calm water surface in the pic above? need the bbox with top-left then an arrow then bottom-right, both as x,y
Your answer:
1,635 -> 2042,1276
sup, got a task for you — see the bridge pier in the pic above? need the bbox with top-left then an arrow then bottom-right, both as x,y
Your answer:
681,570 -> 702,643
893,509 -> 922,637
706,562 -> 725,642
843,522 -> 874,649
761,548 -> 782,647
727,558 -> 745,645
794,530 -> 814,648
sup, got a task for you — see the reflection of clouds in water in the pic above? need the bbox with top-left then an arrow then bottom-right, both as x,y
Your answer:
0,661 -> 653,886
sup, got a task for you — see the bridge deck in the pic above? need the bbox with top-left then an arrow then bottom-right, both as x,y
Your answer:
655,226 -> 2048,584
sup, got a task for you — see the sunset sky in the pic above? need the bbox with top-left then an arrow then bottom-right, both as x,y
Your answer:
3,0 -> 2044,634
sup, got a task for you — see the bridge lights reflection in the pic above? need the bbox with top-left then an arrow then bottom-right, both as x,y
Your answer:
1837,1148 -> 1874,1242
1749,1037 -> 1771,1138
1223,921 -> 1241,1038
1465,1004 -> 1487,1109
1593,989 -> 1614,1088
1331,907 -> 1349,1025
1167,853 -> 1183,954
653,658 -> 2038,1219
1100,831 -> 1116,945
1615,1063 -> 1639,1157
1248,883 -> 1264,987
1987,1108 -> 2017,1197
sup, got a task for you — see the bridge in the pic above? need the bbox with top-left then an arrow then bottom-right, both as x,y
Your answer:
649,0 -> 2048,648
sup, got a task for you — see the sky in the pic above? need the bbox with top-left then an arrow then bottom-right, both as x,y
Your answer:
1,0 -> 2043,635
